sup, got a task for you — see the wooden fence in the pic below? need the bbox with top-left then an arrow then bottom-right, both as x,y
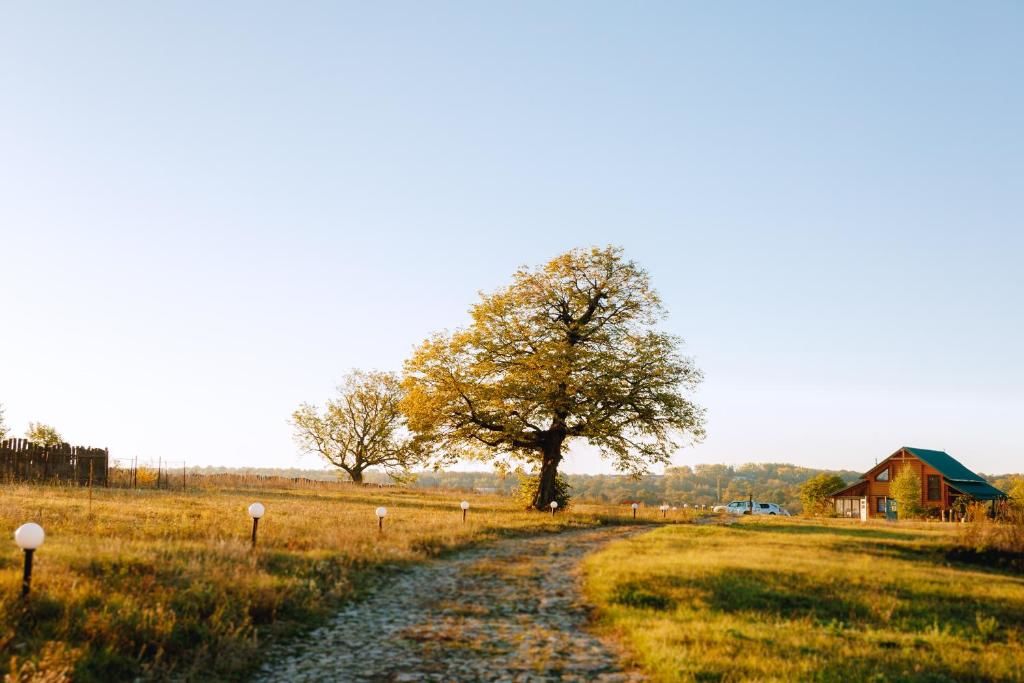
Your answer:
0,439 -> 109,485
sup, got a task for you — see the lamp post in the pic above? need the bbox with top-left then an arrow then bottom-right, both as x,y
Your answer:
631,502 -> 639,519
14,523 -> 44,597
376,506 -> 387,533
248,503 -> 265,548
549,501 -> 558,516
460,500 -> 469,523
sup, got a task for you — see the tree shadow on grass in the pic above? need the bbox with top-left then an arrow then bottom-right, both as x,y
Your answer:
689,568 -> 871,623
825,538 -> 944,564
611,566 -> 1023,638
728,523 -> 921,542
611,569 -> 869,622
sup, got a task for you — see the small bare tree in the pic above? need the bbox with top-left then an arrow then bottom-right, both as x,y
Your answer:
292,370 -> 423,483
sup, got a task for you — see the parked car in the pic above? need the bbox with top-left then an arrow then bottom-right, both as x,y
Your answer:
713,500 -> 790,516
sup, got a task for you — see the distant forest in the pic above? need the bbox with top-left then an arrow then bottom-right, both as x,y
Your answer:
413,464 -> 866,513
191,462 -> 1022,514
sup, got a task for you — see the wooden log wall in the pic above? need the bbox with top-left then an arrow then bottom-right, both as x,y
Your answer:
0,439 -> 109,485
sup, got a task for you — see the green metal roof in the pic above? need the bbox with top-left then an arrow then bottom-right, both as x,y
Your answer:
946,479 -> 1007,501
828,479 -> 867,497
902,446 -> 1007,500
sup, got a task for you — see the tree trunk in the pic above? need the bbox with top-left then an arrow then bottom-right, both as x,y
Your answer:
532,436 -> 564,511
348,468 -> 364,484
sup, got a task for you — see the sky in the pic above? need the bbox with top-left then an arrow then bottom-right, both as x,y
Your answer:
1,2 -> 1021,475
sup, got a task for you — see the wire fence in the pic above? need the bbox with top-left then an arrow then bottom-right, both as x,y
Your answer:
108,457 -> 187,491
105,461 -> 397,492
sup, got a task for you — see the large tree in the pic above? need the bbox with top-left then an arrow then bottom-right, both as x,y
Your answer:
402,246 -> 705,510
292,370 -> 423,483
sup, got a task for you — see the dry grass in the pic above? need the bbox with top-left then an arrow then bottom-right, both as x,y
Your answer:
0,481 -> 640,681
584,517 -> 1024,682
959,504 -> 1024,553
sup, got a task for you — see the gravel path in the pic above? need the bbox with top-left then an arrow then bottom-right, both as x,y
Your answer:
253,526 -> 645,682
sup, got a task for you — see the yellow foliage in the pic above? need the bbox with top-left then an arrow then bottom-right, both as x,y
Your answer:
402,246 -> 704,509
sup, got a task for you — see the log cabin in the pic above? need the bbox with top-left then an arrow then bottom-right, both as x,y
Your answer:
828,446 -> 1006,520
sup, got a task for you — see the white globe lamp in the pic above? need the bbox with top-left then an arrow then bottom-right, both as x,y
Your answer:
247,503 -> 265,548
14,522 -> 44,597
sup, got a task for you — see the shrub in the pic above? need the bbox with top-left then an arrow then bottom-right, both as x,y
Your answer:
890,467 -> 924,519
958,504 -> 1024,554
799,473 -> 846,516
512,468 -> 572,510
1009,477 -> 1024,509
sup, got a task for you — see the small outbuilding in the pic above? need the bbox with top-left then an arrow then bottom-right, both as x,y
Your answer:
828,446 -> 1006,520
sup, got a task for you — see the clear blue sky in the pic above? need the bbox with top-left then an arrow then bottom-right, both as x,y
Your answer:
1,2 -> 1021,475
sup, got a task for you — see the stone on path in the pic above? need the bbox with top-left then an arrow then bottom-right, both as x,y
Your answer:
253,527 -> 645,682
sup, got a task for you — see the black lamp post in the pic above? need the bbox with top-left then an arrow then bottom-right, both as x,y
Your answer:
248,502 -> 265,548
14,523 -> 45,597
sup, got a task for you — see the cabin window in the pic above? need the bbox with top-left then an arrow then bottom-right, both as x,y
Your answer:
876,468 -> 890,481
875,497 -> 887,513
835,498 -> 860,518
927,475 -> 941,501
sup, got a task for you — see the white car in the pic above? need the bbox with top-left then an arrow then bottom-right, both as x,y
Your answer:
713,500 -> 789,516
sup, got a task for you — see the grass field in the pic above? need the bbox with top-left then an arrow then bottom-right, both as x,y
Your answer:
0,481 -> 648,681
584,518 -> 1024,682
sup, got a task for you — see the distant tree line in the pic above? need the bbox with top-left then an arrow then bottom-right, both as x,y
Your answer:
555,463 -> 864,513
188,463 -> 1022,514
195,462 -> 860,512
384,464 -> 1023,513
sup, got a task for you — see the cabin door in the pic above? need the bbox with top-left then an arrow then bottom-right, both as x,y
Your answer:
860,496 -> 868,521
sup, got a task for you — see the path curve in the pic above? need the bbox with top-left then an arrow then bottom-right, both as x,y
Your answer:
254,526 -> 645,682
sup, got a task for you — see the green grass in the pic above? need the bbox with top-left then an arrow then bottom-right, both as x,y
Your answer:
0,481 -> 652,681
583,518 -> 1024,682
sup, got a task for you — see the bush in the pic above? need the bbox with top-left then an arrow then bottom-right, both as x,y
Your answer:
1009,477 -> 1024,509
958,503 -> 1024,554
890,467 -> 924,519
512,468 -> 572,510
799,473 -> 846,516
